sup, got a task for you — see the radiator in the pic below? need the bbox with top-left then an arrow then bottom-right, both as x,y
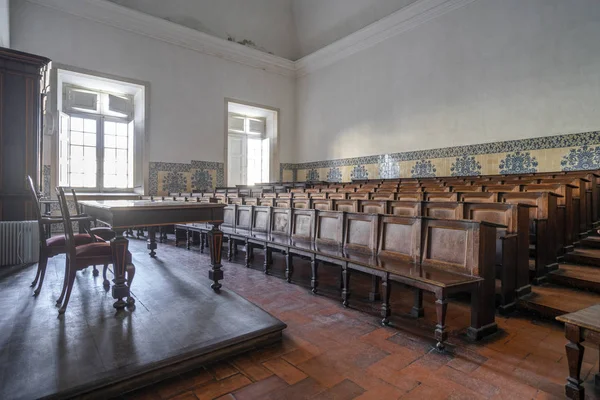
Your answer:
0,221 -> 40,266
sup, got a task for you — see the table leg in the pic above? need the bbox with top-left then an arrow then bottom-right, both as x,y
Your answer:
111,229 -> 130,310
207,223 -> 224,292
147,227 -> 157,257
565,323 -> 585,400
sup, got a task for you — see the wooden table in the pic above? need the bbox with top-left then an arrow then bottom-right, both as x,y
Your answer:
556,304 -> 600,399
80,200 -> 226,310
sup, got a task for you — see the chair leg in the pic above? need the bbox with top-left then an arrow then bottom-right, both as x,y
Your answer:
103,264 -> 110,288
200,232 -> 205,254
342,267 -> 350,307
228,239 -> 233,262
56,259 -> 70,306
33,256 -> 49,296
126,263 -> 136,306
31,247 -> 45,287
58,268 -> 77,315
381,274 -> 391,325
311,260 -> 319,294
435,293 -> 448,351
245,241 -> 252,268
285,252 -> 293,283
92,265 -> 99,277
264,248 -> 271,274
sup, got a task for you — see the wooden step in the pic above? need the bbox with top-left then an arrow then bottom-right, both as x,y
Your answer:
548,264 -> 600,293
519,284 -> 600,318
563,248 -> 600,267
580,235 -> 600,249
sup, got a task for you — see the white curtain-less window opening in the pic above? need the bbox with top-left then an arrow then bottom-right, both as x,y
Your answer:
58,81 -> 136,190
227,108 -> 272,186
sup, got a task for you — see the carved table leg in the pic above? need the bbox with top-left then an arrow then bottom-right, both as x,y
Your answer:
310,259 -> 318,294
381,273 -> 391,325
207,223 -> 224,292
565,323 -> 585,400
158,227 -> 164,243
111,229 -> 130,310
147,227 -> 157,257
435,292 -> 448,351
369,275 -> 381,301
412,288 -> 425,318
342,266 -> 350,307
126,263 -> 136,306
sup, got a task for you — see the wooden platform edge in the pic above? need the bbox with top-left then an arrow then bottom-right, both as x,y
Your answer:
48,323 -> 287,400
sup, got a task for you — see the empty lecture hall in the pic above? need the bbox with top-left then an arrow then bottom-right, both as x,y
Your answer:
1,0 -> 600,399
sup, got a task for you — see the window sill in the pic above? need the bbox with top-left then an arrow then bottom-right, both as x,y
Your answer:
66,193 -> 140,201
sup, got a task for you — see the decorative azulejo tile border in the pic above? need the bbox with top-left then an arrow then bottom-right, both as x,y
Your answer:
149,160 -> 225,195
283,130 -> 600,182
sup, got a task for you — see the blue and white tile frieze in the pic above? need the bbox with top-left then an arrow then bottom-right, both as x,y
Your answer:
411,160 -> 437,178
499,151 -> 538,174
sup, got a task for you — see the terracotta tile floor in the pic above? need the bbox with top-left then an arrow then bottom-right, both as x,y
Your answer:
124,240 -> 600,400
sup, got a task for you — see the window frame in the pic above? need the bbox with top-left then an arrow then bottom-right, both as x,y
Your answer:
62,110 -> 134,192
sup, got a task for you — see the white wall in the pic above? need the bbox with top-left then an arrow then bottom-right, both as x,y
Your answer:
11,1 -> 295,178
108,0 -> 300,60
295,0 -> 600,163
0,0 -> 9,48
292,0 -> 418,58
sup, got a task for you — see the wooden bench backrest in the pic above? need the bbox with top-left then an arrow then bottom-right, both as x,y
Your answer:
338,188 -> 356,193
309,193 -> 327,199
290,188 -> 305,193
348,192 -> 369,200
252,206 -> 271,234
312,199 -> 333,211
274,198 -> 291,208
244,198 -> 258,206
420,218 -> 495,279
333,199 -> 358,212
229,197 -> 243,205
371,192 -> 395,200
458,192 -> 498,203
378,215 -> 421,263
484,184 -> 521,192
259,198 -> 274,207
425,192 -> 458,202
359,200 -> 388,214
396,192 -> 424,201
291,208 -> 316,241
388,200 -> 422,217
422,201 -> 464,219
315,210 -> 344,247
322,188 -> 338,193
223,205 -> 236,229
328,193 -> 347,200
292,198 -> 311,209
344,212 -> 378,255
451,185 -> 482,192
236,205 -> 253,231
271,207 -> 292,236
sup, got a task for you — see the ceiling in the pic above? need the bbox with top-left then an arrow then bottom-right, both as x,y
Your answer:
107,0 -> 420,60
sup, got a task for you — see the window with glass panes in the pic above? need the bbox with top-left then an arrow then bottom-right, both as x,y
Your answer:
59,87 -> 134,190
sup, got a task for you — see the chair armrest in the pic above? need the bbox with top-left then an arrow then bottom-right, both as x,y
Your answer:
40,217 -> 64,225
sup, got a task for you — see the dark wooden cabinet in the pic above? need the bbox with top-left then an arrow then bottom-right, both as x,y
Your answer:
0,47 -> 50,221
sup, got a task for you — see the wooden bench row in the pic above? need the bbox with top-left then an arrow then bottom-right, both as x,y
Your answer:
176,206 -> 500,349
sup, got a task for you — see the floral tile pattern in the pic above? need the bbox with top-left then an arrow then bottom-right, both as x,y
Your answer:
42,165 -> 51,198
161,171 -> 187,194
350,165 -> 369,180
149,160 -> 224,195
378,155 -> 400,179
191,169 -> 213,192
327,167 -> 342,182
450,155 -> 481,177
560,145 -> 600,171
499,151 -> 539,174
411,160 -> 437,178
306,168 -> 320,181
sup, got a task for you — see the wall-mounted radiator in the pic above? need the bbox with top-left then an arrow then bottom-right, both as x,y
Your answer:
0,221 -> 39,266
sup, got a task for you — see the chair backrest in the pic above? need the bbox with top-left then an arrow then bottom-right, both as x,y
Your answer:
222,205 -> 236,229
251,206 -> 271,234
378,215 -> 421,262
270,207 -> 292,236
290,208 -> 315,241
56,187 -> 76,260
422,201 -> 463,219
425,192 -> 458,202
358,200 -> 387,214
314,210 -> 344,247
236,205 -> 253,232
388,200 -> 422,217
71,189 -> 81,214
312,199 -> 333,211
26,176 -> 46,243
344,212 -> 378,255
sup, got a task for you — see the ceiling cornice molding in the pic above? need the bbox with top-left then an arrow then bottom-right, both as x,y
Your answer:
295,0 -> 478,77
25,0 -> 297,78
26,0 -> 477,79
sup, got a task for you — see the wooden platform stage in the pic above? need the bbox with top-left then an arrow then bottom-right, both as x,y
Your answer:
0,239 -> 286,400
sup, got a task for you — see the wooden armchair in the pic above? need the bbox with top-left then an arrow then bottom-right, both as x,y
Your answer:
55,187 -> 135,315
27,176 -> 95,296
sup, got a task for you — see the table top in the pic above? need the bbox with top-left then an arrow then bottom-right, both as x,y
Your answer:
556,304 -> 600,332
80,200 -> 226,211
